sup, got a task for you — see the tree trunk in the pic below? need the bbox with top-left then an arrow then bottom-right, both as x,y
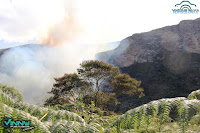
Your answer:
94,80 -> 99,106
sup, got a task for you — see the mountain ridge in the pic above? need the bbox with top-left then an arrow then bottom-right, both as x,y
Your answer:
96,17 -> 200,112
96,17 -> 200,68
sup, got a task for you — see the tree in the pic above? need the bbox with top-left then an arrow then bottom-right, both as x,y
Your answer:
45,73 -> 91,106
45,60 -> 145,109
77,60 -> 120,106
111,74 -> 144,97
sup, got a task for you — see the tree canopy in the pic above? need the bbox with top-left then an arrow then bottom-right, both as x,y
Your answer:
45,73 -> 91,105
45,60 -> 144,109
112,74 -> 144,97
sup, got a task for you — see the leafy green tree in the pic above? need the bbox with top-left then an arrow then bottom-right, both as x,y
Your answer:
45,73 -> 91,106
77,60 -> 120,106
111,74 -> 144,98
45,60 -> 144,109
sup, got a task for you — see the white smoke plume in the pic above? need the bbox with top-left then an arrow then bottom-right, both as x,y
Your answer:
0,42 -> 119,104
0,0 -> 120,104
0,44 -> 80,104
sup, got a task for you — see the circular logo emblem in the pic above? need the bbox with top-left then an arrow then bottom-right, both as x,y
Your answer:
2,118 -> 10,128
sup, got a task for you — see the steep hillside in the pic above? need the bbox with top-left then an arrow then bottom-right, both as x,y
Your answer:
96,18 -> 200,112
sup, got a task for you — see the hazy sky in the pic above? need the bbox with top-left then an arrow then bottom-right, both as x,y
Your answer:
0,0 -> 199,48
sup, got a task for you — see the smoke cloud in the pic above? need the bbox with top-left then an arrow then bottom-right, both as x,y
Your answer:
0,42 -> 119,104
41,15 -> 83,45
0,44 -> 82,104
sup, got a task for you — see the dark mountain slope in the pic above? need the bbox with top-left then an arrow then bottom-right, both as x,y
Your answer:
97,18 -> 200,112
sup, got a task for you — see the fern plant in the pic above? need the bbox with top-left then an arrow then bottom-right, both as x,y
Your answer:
0,103 -> 50,133
0,84 -> 23,102
144,104 -> 157,131
177,101 -> 189,133
157,102 -> 171,132
0,89 -> 108,133
188,90 -> 200,100
136,107 -> 145,130
0,90 -> 85,123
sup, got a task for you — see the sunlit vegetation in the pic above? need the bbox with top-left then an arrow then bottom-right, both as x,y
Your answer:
1,84 -> 200,132
45,60 -> 144,110
0,86 -> 105,132
0,61 -> 200,132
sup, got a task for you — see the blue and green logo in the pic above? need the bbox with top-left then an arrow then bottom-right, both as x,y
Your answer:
2,118 -> 34,131
172,1 -> 199,14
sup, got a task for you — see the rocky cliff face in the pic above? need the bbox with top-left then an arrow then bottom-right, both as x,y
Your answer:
97,18 -> 200,112
97,18 -> 200,68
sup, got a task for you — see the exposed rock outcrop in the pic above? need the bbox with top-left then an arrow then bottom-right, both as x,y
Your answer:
97,18 -> 200,68
97,18 -> 200,112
